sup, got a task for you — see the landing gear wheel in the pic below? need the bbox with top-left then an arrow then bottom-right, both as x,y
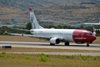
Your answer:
87,44 -> 89,47
65,42 -> 69,46
87,42 -> 90,47
50,43 -> 55,46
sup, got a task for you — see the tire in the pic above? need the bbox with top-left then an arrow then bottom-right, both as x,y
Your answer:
65,42 -> 69,46
50,43 -> 55,46
87,44 -> 89,47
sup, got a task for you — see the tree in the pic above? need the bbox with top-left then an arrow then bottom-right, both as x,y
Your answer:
26,22 -> 31,30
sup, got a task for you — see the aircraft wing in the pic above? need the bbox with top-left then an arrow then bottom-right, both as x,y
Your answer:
11,28 -> 30,32
10,33 -> 64,40
24,34 -> 51,38
2,26 -> 63,40
9,33 -> 51,39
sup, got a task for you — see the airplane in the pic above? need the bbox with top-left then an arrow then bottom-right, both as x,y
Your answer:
3,8 -> 96,46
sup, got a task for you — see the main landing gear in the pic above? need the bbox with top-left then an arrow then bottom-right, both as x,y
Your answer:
50,43 -> 55,46
65,42 -> 69,46
50,42 -> 69,46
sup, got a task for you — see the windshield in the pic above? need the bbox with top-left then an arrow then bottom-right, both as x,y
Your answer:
87,33 -> 92,36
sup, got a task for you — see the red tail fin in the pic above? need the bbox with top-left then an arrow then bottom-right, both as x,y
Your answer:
29,8 -> 32,11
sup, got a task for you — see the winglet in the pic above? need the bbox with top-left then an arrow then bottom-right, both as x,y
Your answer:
29,8 -> 32,11
93,26 -> 95,32
93,26 -> 96,36
2,26 -> 8,34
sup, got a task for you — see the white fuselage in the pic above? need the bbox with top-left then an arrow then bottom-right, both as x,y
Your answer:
31,29 -> 76,42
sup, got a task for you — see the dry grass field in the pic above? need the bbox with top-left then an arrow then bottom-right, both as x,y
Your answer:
0,36 -> 100,67
0,35 -> 45,42
0,53 -> 100,67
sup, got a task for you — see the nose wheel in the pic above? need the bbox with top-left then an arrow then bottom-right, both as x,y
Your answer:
87,42 -> 90,47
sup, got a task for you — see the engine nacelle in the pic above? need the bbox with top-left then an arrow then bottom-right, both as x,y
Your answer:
50,38 -> 60,44
75,42 -> 85,44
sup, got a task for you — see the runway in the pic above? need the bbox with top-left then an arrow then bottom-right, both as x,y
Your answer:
0,41 -> 100,51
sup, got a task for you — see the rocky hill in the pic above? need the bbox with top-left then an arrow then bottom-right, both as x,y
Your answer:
0,0 -> 100,26
1,0 -> 99,9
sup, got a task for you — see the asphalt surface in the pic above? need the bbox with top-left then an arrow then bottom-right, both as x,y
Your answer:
0,41 -> 100,51
0,41 -> 100,56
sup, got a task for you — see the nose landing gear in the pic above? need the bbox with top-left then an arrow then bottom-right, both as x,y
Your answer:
87,42 -> 90,47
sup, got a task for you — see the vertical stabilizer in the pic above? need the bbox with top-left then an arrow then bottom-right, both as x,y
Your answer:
29,8 -> 44,29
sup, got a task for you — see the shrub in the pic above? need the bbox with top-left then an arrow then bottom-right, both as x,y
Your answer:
37,54 -> 39,57
93,57 -> 96,60
24,57 -> 31,60
37,53 -> 45,57
97,56 -> 100,58
65,55 -> 70,58
21,53 -> 24,55
0,55 -> 4,57
40,53 -> 45,55
12,56 -> 15,59
2,52 -> 6,55
57,54 -> 61,58
39,56 -> 48,62
86,55 -> 92,58
62,55 -> 65,57
80,55 -> 88,60
45,54 -> 50,57
71,55 -> 75,59
61,57 -> 65,60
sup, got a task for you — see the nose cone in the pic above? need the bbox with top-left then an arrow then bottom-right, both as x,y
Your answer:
91,35 -> 96,41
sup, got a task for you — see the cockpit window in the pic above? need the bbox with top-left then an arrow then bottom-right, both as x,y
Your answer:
87,33 -> 92,36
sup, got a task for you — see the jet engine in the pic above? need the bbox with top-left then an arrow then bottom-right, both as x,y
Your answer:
50,38 -> 60,44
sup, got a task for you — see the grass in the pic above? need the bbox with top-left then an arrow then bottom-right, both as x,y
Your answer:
0,53 -> 100,67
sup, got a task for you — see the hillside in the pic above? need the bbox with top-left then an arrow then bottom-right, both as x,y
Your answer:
0,0 -> 100,26
37,3 -> 100,26
0,0 -> 99,9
